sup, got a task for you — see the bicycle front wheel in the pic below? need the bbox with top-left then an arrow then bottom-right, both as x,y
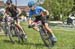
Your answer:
14,26 -> 27,43
40,28 -> 52,47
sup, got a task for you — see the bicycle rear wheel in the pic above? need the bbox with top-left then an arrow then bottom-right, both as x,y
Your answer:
5,25 -> 15,43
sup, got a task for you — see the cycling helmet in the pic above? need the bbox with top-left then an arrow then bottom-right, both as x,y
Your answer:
28,1 -> 35,7
6,0 -> 12,5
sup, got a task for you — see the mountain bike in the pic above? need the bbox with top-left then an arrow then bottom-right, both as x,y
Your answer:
30,21 -> 56,47
4,16 -> 27,43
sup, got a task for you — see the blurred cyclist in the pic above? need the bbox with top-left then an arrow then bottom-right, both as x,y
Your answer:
28,1 -> 57,45
0,8 -> 5,31
5,0 -> 27,38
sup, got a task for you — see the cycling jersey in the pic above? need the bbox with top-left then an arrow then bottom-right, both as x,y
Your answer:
5,5 -> 18,18
29,6 -> 46,18
29,6 -> 48,25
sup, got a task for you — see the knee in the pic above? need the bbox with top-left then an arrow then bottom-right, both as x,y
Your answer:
44,23 -> 49,28
45,26 -> 49,30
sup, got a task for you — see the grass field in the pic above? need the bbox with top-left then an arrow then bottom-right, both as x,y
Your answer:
0,22 -> 75,49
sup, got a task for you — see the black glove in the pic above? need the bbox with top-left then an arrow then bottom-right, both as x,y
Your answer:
28,25 -> 32,28
46,15 -> 49,19
28,24 -> 35,28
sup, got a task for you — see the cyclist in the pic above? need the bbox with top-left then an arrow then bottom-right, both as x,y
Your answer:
0,9 -> 4,21
28,1 -> 57,45
0,8 -> 5,31
5,0 -> 27,38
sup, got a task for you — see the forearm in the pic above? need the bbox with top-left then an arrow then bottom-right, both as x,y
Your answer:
18,11 -> 21,15
4,13 -> 9,17
17,8 -> 22,16
46,10 -> 49,16
28,18 -> 32,25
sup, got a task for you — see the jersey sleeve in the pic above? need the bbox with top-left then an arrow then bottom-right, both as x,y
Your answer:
39,7 -> 46,11
29,10 -> 33,18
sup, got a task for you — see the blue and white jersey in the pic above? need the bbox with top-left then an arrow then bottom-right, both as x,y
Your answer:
29,6 -> 46,18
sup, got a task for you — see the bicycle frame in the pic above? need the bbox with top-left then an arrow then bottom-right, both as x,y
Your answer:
33,21 -> 52,47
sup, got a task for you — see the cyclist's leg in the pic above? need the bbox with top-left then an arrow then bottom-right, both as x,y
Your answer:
0,21 -> 2,31
32,22 -> 40,32
43,22 -> 57,41
41,16 -> 57,42
0,18 -> 3,31
31,20 -> 40,32
15,18 -> 25,34
14,17 -> 27,40
43,23 -> 55,37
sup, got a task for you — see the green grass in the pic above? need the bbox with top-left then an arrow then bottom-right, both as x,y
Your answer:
0,22 -> 75,49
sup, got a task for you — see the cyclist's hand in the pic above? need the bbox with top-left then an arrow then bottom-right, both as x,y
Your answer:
46,15 -> 49,19
28,25 -> 32,28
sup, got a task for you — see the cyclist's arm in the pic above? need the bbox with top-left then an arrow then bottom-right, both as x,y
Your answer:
28,18 -> 32,25
5,8 -> 10,17
28,11 -> 33,25
4,11 -> 10,17
42,9 -> 49,16
17,8 -> 22,16
40,7 -> 49,16
45,10 -> 49,16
